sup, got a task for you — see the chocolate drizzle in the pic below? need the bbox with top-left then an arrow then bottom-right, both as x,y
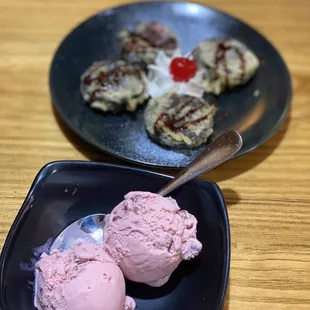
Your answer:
124,34 -> 177,53
214,39 -> 245,85
83,75 -> 93,86
83,64 -> 142,104
160,37 -> 177,49
123,35 -> 153,53
86,89 -> 101,104
153,95 -> 212,136
136,21 -> 177,49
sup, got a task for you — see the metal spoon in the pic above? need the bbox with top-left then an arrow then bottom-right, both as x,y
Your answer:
48,130 -> 242,253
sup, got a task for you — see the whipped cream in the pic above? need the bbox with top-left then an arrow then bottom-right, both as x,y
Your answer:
145,49 -> 206,98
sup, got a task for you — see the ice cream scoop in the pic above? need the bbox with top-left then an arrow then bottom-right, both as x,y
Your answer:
103,191 -> 203,286
34,242 -> 135,310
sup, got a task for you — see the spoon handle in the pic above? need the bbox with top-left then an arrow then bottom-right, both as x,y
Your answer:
157,130 -> 243,196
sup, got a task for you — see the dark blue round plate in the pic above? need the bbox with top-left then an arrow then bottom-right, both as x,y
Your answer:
0,161 -> 230,310
49,1 -> 292,168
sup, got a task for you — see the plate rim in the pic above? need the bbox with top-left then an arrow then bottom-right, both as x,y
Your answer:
49,0 -> 293,168
0,160 -> 230,309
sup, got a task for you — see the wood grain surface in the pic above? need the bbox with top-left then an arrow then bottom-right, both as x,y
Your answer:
1,0 -> 310,309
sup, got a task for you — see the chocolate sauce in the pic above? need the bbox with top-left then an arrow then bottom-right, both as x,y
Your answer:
215,39 -> 245,85
160,37 -> 177,49
83,75 -> 93,86
84,64 -> 142,104
235,48 -> 245,80
137,22 -> 177,49
86,89 -> 100,104
153,95 -> 211,136
124,31 -> 176,53
124,36 -> 151,53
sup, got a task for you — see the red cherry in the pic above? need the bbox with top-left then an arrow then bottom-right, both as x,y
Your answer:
169,57 -> 197,82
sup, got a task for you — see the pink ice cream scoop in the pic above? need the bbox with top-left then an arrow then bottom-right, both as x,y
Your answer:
35,242 -> 135,310
103,191 -> 202,287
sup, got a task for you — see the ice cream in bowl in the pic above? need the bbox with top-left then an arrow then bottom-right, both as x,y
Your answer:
0,131 -> 241,310
30,130 -> 241,310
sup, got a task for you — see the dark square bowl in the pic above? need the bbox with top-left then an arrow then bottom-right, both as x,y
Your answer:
0,161 -> 230,310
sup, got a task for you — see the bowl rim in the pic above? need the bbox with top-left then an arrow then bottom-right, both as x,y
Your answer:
0,160 -> 230,310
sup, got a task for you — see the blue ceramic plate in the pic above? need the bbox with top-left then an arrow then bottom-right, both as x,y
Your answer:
50,1 -> 292,167
49,1 -> 291,168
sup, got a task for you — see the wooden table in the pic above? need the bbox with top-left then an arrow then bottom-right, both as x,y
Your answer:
1,0 -> 310,308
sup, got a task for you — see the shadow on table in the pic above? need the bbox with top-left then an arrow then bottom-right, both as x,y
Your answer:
223,279 -> 231,310
221,188 -> 241,207
53,106 -> 121,165
205,113 -> 291,183
53,105 -> 291,182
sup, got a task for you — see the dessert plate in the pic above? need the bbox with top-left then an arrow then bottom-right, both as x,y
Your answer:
0,161 -> 230,310
49,1 -> 292,168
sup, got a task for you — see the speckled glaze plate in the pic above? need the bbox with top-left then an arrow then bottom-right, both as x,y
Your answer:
49,1 -> 292,168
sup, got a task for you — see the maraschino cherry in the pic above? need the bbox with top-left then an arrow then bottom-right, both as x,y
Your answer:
169,57 -> 197,82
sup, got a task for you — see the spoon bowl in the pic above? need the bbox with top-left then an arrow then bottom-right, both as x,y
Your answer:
49,213 -> 106,253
